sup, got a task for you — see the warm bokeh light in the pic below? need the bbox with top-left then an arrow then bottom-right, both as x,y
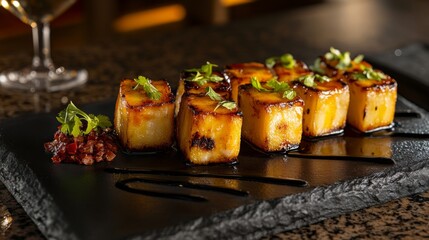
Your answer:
221,0 -> 254,7
114,4 -> 186,33
11,0 -> 20,8
113,0 -> 256,33
1,0 -> 9,8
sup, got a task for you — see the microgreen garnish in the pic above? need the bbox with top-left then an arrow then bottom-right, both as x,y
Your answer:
133,76 -> 161,100
265,53 -> 296,69
282,89 -> 297,100
251,76 -> 270,92
310,58 -> 325,74
297,75 -> 315,87
185,62 -> 223,85
324,47 -> 351,70
205,86 -> 222,101
353,54 -> 365,63
205,87 -> 237,111
297,74 -> 331,87
251,77 -> 296,100
352,68 -> 386,81
56,101 -> 112,138
215,101 -> 237,111
324,47 -> 365,70
267,78 -> 296,100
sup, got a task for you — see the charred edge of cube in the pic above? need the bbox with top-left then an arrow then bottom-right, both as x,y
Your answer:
293,79 -> 348,93
191,132 -> 215,151
185,81 -> 231,93
123,98 -> 175,110
223,63 -> 273,81
183,90 -> 231,102
356,78 -> 398,92
181,71 -> 231,90
187,100 -> 242,117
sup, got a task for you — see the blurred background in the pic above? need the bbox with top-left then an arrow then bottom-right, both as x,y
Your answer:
0,0 -> 327,54
1,0 -> 427,56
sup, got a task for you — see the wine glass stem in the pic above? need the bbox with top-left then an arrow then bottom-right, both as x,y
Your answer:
32,21 -> 54,72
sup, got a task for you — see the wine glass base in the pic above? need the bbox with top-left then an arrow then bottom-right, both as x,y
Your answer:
0,67 -> 88,92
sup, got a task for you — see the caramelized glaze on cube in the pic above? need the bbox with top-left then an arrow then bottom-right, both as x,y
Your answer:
239,84 -> 304,152
114,79 -> 175,152
272,60 -> 312,82
346,73 -> 397,132
224,62 -> 274,102
174,71 -> 230,116
293,78 -> 350,138
318,56 -> 373,78
177,94 -> 242,165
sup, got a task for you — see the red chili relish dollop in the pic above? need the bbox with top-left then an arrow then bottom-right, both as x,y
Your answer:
44,127 -> 118,165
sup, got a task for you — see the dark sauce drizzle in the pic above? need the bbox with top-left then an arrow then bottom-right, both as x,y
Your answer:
108,167 -> 307,202
106,168 -> 308,187
110,110 -> 426,201
117,177 -> 249,197
116,178 -> 207,202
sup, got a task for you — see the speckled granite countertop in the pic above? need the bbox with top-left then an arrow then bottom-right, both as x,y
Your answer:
1,0 -> 429,238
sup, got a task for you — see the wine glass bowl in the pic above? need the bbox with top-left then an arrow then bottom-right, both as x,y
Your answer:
0,0 -> 87,92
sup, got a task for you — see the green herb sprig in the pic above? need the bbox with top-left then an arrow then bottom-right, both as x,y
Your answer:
205,87 -> 237,111
324,47 -> 364,70
185,62 -> 223,85
266,78 -> 296,100
251,77 -> 296,100
265,53 -> 296,69
251,76 -> 270,92
352,68 -> 386,81
297,74 -> 331,88
56,102 -> 112,138
310,58 -> 325,74
133,76 -> 161,100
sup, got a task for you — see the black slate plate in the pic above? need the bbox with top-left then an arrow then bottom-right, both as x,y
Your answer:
1,94 -> 429,240
3,41 -> 429,239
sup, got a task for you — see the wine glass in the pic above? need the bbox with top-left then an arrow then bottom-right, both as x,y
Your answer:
0,0 -> 87,92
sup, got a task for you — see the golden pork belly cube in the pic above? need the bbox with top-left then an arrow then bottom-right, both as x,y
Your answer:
293,76 -> 350,138
177,94 -> 242,165
346,70 -> 397,133
272,60 -> 312,83
114,79 -> 175,152
239,85 -> 304,152
174,71 -> 230,116
224,62 -> 274,102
